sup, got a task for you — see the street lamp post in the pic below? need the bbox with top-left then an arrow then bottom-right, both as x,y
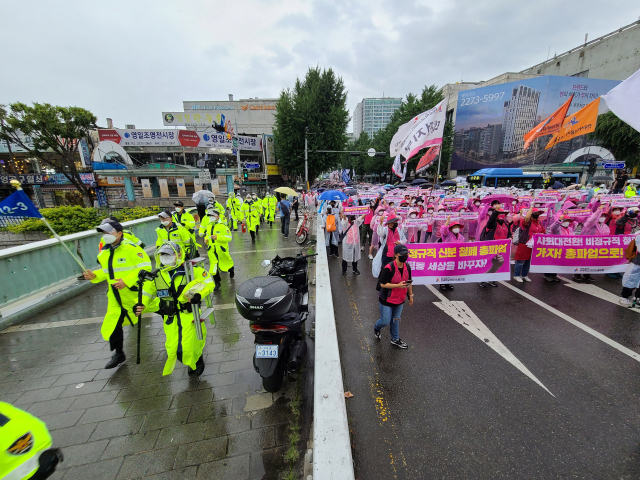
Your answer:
304,127 -> 309,190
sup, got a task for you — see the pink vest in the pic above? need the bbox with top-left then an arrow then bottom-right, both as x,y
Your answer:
385,228 -> 400,257
383,262 -> 410,305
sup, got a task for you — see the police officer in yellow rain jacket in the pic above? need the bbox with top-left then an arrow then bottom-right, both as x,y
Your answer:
171,201 -> 196,232
0,402 -> 64,480
226,192 -> 242,231
83,221 -> 154,369
156,211 -> 193,257
241,194 -> 261,242
135,242 -> 213,376
252,192 -> 264,222
265,193 -> 277,225
199,204 -> 227,237
202,209 -> 234,291
98,217 -> 144,251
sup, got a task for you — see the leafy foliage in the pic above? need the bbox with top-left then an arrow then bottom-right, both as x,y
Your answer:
6,206 -> 160,236
273,67 -> 350,183
0,103 -> 97,205
366,85 -> 454,179
590,111 -> 640,167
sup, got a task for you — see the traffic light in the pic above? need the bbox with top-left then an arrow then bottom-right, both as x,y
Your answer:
587,158 -> 597,176
243,169 -> 248,181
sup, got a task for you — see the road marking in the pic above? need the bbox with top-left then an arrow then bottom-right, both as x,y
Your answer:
425,286 -> 553,396
0,303 -> 237,334
499,281 -> 640,363
558,276 -> 640,313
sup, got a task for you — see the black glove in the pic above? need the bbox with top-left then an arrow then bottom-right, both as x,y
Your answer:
132,303 -> 144,315
190,293 -> 201,305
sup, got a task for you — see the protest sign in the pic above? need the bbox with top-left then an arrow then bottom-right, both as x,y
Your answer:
517,196 -> 534,202
407,240 -> 511,284
343,206 -> 369,215
460,212 -> 479,220
443,198 -> 465,206
385,196 -> 404,203
404,218 -> 431,227
611,198 -> 640,207
357,192 -> 379,200
565,209 -> 592,217
529,234 -> 633,274
535,196 -> 560,203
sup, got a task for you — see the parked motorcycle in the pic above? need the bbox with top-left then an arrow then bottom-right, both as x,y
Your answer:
235,251 -> 316,392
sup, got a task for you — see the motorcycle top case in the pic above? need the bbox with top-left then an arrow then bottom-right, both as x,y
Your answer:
236,276 -> 293,321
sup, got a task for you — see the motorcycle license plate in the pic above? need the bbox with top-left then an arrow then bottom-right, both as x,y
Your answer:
256,345 -> 279,358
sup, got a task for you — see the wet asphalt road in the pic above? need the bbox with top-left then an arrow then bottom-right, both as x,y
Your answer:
330,248 -> 640,479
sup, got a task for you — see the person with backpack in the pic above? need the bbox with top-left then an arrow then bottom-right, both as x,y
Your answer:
374,244 -> 413,349
323,206 -> 340,257
513,205 -> 546,283
340,214 -> 365,275
277,194 -> 292,238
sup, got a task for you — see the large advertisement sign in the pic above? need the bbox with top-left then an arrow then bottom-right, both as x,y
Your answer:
162,111 -> 231,127
98,129 -> 262,152
451,75 -> 620,170
407,240 -> 511,284
529,234 -> 633,274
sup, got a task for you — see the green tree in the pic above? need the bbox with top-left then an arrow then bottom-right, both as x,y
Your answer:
590,111 -> 640,168
273,67 -> 349,184
0,103 -> 97,206
369,85 -> 454,181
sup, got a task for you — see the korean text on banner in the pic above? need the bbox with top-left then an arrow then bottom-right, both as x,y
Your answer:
529,234 -> 634,274
545,98 -> 600,150
393,98 -> 448,161
343,206 -> 369,215
407,240 -> 511,285
416,145 -> 440,173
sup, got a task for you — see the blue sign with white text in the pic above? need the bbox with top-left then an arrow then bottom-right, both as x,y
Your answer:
603,163 -> 625,170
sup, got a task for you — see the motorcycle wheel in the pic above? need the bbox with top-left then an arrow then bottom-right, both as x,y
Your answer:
295,231 -> 308,245
262,359 -> 285,392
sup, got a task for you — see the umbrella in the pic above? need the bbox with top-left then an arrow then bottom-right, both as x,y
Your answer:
318,189 -> 348,201
411,178 -> 429,186
481,194 -> 516,204
440,180 -> 457,187
628,179 -> 640,184
192,190 -> 215,204
591,175 -> 614,182
274,187 -> 298,196
344,188 -> 357,196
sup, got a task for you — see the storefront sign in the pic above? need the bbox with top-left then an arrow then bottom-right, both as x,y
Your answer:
267,164 -> 282,175
141,179 -> 152,198
530,234 -> 633,274
264,134 -> 276,165
407,240 -> 511,284
162,111 -> 231,127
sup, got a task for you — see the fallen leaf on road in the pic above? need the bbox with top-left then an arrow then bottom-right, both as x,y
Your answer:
344,391 -> 354,398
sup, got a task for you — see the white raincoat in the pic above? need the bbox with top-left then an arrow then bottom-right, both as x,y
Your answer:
341,216 -> 364,262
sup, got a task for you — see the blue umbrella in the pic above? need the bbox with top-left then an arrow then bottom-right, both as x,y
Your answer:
318,189 -> 348,201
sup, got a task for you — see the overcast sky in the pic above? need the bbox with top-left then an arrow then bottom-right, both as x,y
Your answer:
1,0 -> 638,131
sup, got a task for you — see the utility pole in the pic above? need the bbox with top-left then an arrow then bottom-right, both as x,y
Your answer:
304,127 -> 309,190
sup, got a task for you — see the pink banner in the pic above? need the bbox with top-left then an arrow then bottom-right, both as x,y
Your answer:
343,206 -> 369,215
407,240 -> 511,284
530,234 -> 634,274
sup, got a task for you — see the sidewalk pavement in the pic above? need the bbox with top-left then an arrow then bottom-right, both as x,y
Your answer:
0,221 -> 310,480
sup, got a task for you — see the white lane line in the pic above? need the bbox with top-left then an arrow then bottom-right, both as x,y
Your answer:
558,276 -> 640,313
499,281 -> 640,363
425,285 -> 554,396
0,303 -> 238,335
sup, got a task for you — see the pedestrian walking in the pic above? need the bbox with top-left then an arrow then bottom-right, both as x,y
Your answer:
83,220 -> 154,369
323,207 -> 340,257
277,194 -> 292,238
292,195 -> 299,221
341,213 -> 365,275
202,208 -> 234,292
374,244 -> 413,349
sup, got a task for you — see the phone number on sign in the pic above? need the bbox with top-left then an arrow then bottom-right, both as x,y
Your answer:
459,92 -> 505,106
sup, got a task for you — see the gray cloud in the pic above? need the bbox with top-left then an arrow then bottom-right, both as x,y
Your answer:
1,0 -> 637,130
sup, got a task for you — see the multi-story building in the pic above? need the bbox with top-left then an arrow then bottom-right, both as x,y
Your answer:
352,98 -> 402,139
501,86 -> 541,155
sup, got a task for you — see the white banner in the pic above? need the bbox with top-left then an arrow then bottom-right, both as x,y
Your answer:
602,67 -> 640,134
392,98 -> 448,161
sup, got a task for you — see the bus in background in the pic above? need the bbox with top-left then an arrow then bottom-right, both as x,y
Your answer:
466,168 -> 579,189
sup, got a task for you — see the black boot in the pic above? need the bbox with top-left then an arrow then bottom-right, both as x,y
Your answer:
229,267 -> 235,279
189,355 -> 206,376
105,351 -> 126,369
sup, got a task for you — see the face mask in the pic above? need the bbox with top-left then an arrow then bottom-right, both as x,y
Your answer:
612,210 -> 621,216
389,204 -> 395,208
417,202 -> 423,206
160,254 -> 176,266
410,215 -> 416,219
561,221 -> 570,228
511,201 -> 517,205
175,207 -> 183,212
102,234 -> 117,244
390,224 -> 397,230
474,202 -> 480,206
459,209 -> 465,213
398,254 -> 408,263
210,216 -> 220,223
428,209 -> 434,214
161,220 -> 171,226
452,228 -> 461,234
599,217 -> 606,223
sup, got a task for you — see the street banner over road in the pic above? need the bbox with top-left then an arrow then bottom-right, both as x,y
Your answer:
407,240 -> 511,284
529,234 -> 634,274
98,129 -> 262,151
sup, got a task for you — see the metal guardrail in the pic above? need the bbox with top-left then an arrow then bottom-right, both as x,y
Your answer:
0,215 -> 160,307
313,220 -> 355,480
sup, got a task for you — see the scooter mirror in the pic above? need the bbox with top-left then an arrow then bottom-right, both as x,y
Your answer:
261,260 -> 271,268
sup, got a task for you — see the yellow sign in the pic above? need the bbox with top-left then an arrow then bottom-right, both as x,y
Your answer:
241,104 -> 276,111
267,165 -> 282,175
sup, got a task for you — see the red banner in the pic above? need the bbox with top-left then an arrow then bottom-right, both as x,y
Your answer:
416,145 -> 440,173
